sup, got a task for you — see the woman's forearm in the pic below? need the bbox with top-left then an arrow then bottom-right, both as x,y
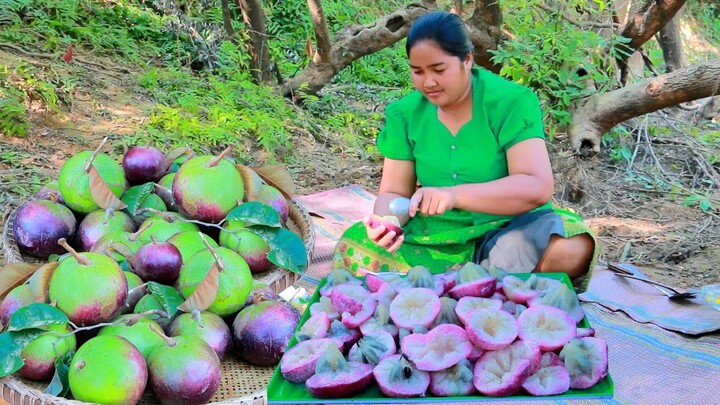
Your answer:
452,174 -> 553,216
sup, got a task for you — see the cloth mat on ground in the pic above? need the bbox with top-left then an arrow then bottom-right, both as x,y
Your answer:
294,185 -> 720,404
578,264 -> 720,335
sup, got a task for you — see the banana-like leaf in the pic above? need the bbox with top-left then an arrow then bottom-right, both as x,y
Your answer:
27,262 -> 59,303
88,165 -> 127,211
254,165 -> 296,199
0,262 -> 41,300
177,263 -> 219,313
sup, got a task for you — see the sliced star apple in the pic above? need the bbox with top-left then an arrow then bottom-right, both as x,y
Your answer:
389,288 -> 441,330
330,284 -> 372,314
528,283 -> 585,323
473,344 -> 532,396
448,262 -> 497,299
429,359 -> 476,397
430,297 -> 462,328
360,303 -> 399,341
464,308 -> 519,350
517,305 -> 576,352
305,345 -> 373,399
280,338 -> 343,383
310,296 -> 340,321
502,275 -> 541,305
348,330 -> 396,366
522,352 -> 570,396
296,312 -> 330,342
373,355 -> 430,398
559,337 -> 608,389
392,266 -> 444,295
326,319 -> 362,354
342,297 -> 376,329
400,324 -> 472,371
319,268 -> 363,297
455,296 -> 503,325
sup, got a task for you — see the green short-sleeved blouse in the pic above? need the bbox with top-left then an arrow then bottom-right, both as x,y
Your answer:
376,66 -> 552,245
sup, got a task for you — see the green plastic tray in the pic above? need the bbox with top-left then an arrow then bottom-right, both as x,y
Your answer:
267,272 -> 614,403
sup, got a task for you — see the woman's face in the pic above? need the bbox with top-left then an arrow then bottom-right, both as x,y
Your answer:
408,40 -> 472,108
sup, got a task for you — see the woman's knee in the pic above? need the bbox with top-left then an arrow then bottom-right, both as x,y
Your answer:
536,234 -> 594,278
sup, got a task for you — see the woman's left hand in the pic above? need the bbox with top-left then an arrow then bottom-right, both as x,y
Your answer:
409,187 -> 457,217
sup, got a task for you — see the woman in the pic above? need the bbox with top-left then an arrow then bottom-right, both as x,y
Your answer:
333,11 -> 597,286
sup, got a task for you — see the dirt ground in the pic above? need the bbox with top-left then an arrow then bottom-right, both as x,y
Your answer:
1,49 -> 719,291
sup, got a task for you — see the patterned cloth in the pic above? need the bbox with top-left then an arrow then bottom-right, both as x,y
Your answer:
579,264 -> 720,335
295,185 -> 720,404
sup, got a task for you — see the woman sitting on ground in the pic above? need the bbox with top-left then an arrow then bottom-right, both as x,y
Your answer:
332,11 -> 598,287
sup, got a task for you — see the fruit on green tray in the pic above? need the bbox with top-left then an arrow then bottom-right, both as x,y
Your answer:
502,275 -> 542,305
280,338 -> 343,383
166,230 -> 218,263
169,311 -> 232,361
388,287 -> 441,330
522,352 -> 570,396
392,266 -> 444,296
430,296 -> 461,328
319,268 -> 363,297
325,319 -> 362,354
49,239 -> 128,326
305,345 -> 373,399
373,354 -> 430,398
559,337 -> 609,389
464,308 -> 519,351
517,305 -> 576,352
59,150 -> 126,215
178,247 -> 252,316
359,303 -> 399,341
232,300 -> 300,366
98,314 -> 166,360
454,296 -> 502,325
401,323 -> 472,371
473,344 -> 531,397
133,237 -> 183,284
507,339 -> 542,374
347,331 -> 396,366
309,296 -> 339,321
295,312 -> 330,342
447,262 -> 497,300
0,285 -> 34,325
528,283 -> 585,323
147,333 -> 221,405
429,359 -> 476,397
172,149 -> 244,223
256,184 -> 289,222
76,209 -> 135,252
122,146 -> 166,185
330,284 -> 373,317
18,323 -> 76,381
68,335 -> 147,405
13,199 -> 77,259
219,222 -> 272,273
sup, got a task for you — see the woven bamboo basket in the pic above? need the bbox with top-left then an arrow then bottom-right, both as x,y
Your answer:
0,198 -> 316,405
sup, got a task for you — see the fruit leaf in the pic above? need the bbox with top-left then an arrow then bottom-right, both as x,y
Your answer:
0,262 -> 41,300
236,164 -> 265,201
9,303 -> 69,331
27,262 -> 59,303
178,263 -> 219,313
121,183 -> 155,215
250,226 -> 308,274
253,165 -> 296,199
89,165 -> 127,211
164,146 -> 194,173
45,349 -> 73,397
147,282 -> 184,317
225,202 -> 281,227
0,329 -> 47,377
108,242 -> 136,263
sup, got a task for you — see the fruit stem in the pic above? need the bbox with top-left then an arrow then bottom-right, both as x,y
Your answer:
83,136 -> 109,173
200,233 -> 225,272
149,323 -> 176,347
130,220 -> 154,241
57,238 -> 91,266
206,144 -> 235,168
192,309 -> 204,328
131,309 -> 170,325
150,235 -> 159,244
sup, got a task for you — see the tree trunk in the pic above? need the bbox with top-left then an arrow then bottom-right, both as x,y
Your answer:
616,0 -> 687,84
282,1 -> 437,98
306,0 -> 332,64
220,0 -> 238,44
450,0 -> 463,16
569,61 -> 720,153
237,0 -> 272,83
466,0 -> 503,73
657,5 -> 686,73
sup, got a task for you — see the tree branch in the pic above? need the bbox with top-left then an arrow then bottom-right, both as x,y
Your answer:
466,0 -> 503,72
569,61 -> 720,153
616,0 -> 687,84
307,0 -> 333,64
533,3 -> 618,29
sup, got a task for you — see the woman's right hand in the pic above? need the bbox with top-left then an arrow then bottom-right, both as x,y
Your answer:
363,216 -> 405,253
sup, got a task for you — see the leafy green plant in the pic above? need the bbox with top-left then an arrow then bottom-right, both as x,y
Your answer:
0,92 -> 28,137
682,194 -> 715,212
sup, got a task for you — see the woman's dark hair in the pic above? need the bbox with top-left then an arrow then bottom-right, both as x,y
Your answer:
406,11 -> 473,60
